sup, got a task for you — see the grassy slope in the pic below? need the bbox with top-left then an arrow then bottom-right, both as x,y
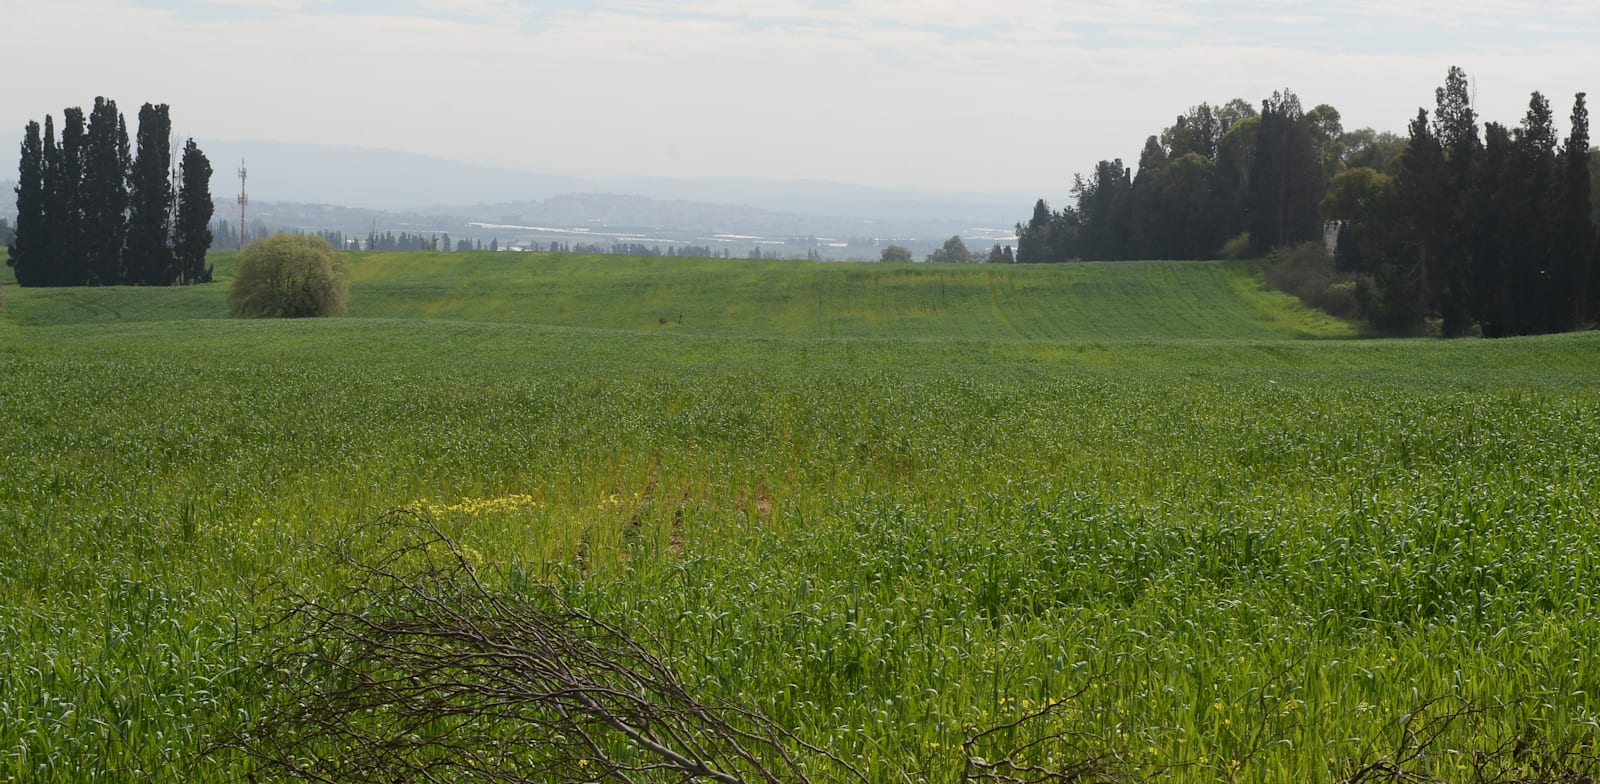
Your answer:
2,250 -> 1356,340
4,252 -> 1599,783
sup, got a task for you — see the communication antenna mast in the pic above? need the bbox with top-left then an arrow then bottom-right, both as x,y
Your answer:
237,160 -> 249,250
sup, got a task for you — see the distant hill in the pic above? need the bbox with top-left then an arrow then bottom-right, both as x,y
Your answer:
194,139 -> 1029,225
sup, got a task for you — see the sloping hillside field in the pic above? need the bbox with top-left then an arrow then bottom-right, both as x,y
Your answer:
2,252 -> 1598,782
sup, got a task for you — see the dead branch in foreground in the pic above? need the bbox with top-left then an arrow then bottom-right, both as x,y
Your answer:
1338,696 -> 1600,784
216,513 -> 861,784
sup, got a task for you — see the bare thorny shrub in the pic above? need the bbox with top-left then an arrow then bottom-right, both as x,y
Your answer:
214,514 -> 1600,784
1337,697 -> 1600,784
215,514 -> 860,784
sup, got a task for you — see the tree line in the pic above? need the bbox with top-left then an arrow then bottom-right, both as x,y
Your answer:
8,98 -> 214,286
1017,67 -> 1599,336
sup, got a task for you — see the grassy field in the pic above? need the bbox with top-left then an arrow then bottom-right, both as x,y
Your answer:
2,251 -> 1598,782
3,250 -> 1356,340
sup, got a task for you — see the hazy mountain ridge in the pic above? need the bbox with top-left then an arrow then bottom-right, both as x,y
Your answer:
194,139 -> 1028,226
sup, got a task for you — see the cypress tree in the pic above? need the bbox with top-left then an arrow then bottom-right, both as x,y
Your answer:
56,107 -> 88,285
1469,123 -> 1513,336
175,139 -> 214,284
1559,93 -> 1595,327
82,98 -> 129,285
125,103 -> 174,285
1014,199 -> 1052,263
1496,93 -> 1560,335
1249,91 -> 1322,255
41,115 -> 64,285
10,121 -> 49,287
1430,67 -> 1481,336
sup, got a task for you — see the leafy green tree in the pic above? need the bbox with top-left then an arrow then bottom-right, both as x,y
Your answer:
1323,167 -> 1399,275
175,139 -> 214,284
9,121 -> 49,286
1341,128 -> 1406,175
1306,104 -> 1345,184
228,234 -> 349,317
1161,104 -> 1220,160
926,235 -> 972,263
880,245 -> 912,262
125,103 -> 174,285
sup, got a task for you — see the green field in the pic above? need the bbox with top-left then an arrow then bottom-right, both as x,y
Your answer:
2,251 -> 1598,782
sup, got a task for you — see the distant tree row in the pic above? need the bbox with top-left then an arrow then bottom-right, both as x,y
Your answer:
368,231 -> 440,252
9,98 -> 213,286
1017,68 -> 1599,336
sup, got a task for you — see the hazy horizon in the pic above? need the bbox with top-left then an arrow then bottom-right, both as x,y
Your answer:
5,1 -> 1599,202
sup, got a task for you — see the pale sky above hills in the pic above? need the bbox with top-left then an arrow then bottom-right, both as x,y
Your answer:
5,0 -> 1599,201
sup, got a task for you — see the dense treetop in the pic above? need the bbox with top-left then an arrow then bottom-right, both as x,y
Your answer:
1016,67 -> 1599,336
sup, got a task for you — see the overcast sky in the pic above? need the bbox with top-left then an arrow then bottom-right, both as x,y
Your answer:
5,0 -> 1599,199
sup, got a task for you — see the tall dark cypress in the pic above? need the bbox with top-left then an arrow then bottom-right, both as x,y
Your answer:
1430,67 -> 1480,336
1469,123 -> 1513,336
1248,90 -> 1322,254
1559,93 -> 1595,328
41,115 -> 64,285
1503,93 -> 1559,335
10,121 -> 49,286
82,98 -> 128,285
175,139 -> 214,284
55,107 -> 88,285
125,103 -> 174,285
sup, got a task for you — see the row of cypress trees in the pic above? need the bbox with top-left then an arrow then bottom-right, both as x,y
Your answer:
8,98 -> 214,287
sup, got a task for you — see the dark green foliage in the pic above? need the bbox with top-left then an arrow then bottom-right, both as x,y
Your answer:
83,97 -> 130,286
1007,71 -> 1600,338
1013,199 -> 1054,263
1323,167 -> 1399,274
175,140 -> 214,284
53,108 -> 87,286
10,97 -> 203,288
1468,123 -> 1515,337
1262,241 -> 1362,321
1558,94 -> 1595,327
879,244 -> 912,263
1248,90 -> 1324,255
228,234 -> 349,318
1500,92 -> 1561,335
1074,159 -> 1133,259
40,116 -> 65,284
10,121 -> 48,286
925,234 -> 972,263
125,103 -> 174,286
1341,128 -> 1406,175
